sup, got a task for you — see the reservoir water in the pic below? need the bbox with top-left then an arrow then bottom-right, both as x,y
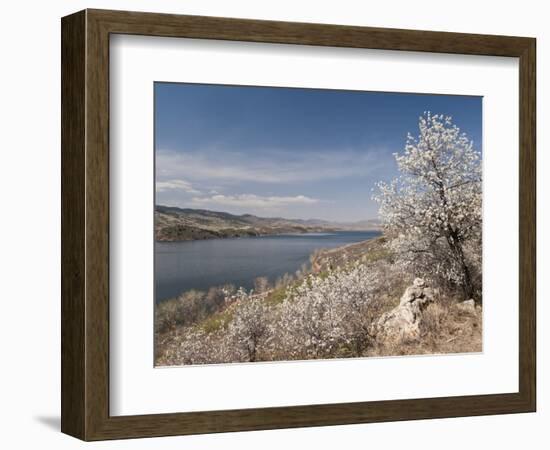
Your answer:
155,230 -> 381,302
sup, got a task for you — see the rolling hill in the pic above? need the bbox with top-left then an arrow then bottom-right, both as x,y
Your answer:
155,205 -> 381,241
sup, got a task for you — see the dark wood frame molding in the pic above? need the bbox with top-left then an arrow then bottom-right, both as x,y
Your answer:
61,9 -> 536,441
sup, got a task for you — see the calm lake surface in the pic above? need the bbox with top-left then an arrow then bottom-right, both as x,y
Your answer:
155,231 -> 381,302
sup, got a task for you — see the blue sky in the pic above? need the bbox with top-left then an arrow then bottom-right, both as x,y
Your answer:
155,83 -> 482,222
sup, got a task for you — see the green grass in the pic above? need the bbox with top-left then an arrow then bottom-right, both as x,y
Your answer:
200,308 -> 235,333
264,286 -> 288,306
362,246 -> 392,263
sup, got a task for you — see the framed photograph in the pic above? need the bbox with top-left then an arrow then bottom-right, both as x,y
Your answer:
61,9 -> 536,440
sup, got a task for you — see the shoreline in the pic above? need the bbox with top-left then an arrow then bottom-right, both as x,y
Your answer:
156,228 -> 380,243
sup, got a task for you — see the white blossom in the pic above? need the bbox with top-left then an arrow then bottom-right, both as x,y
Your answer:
373,112 -> 482,298
275,264 -> 381,359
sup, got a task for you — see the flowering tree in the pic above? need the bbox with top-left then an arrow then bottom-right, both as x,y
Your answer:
374,112 -> 482,299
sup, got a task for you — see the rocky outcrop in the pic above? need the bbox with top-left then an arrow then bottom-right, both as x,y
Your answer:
376,278 -> 436,341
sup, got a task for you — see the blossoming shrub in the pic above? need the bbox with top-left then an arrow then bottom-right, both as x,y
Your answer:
274,264 -> 382,360
226,289 -> 273,362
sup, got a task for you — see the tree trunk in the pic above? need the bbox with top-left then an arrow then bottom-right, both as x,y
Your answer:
431,172 -> 475,299
447,232 -> 474,300
248,338 -> 257,362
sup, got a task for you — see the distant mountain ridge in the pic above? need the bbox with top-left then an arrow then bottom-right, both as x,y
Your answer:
155,205 -> 381,241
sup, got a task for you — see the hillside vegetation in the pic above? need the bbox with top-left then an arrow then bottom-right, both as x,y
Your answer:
155,205 -> 381,241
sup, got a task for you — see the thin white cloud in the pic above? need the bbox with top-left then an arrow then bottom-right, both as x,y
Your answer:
190,194 -> 319,209
155,179 -> 201,194
156,147 -> 394,185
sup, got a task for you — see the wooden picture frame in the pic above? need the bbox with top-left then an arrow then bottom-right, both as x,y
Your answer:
61,9 -> 536,441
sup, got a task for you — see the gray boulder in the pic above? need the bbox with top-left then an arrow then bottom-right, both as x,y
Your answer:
376,278 -> 436,341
